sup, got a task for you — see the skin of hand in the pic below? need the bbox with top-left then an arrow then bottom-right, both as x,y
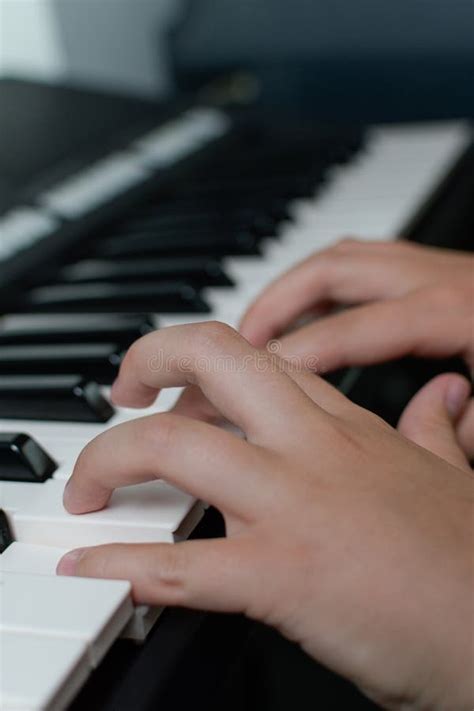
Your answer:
180,240 -> 474,459
241,240 -> 474,459
57,324 -> 474,711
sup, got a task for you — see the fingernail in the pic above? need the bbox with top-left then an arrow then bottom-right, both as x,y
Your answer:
57,548 -> 86,576
445,378 -> 470,418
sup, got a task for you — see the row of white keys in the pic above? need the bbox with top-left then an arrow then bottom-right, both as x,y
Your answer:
0,383 -> 196,652
0,472 -> 200,655
205,121 -> 472,314
0,570 -> 132,711
0,572 -> 133,666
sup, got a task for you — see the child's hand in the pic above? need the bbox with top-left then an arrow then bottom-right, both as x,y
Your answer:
240,240 -> 474,459
241,240 -> 474,371
58,324 -> 474,711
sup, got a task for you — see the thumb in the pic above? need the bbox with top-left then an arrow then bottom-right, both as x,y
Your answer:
398,373 -> 472,472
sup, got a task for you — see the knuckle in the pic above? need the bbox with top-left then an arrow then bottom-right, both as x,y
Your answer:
193,321 -> 238,352
141,413 -> 179,452
359,408 -> 393,432
146,544 -> 188,604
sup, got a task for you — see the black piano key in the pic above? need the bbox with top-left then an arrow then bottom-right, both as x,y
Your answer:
0,343 -> 122,384
96,231 -> 261,259
0,510 -> 14,553
57,258 -> 234,287
177,175 -> 316,200
0,313 -> 154,347
0,433 -> 57,483
12,282 -> 210,315
134,196 -> 291,225
119,211 -> 277,240
205,159 -> 327,184
0,375 -> 115,423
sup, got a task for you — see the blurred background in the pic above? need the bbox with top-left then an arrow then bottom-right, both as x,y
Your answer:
1,0 -> 473,119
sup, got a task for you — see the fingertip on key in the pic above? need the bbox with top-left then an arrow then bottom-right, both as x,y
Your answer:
63,477 -> 108,516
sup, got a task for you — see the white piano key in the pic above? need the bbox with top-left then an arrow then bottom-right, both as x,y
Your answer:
0,478 -> 202,548
0,208 -> 59,261
0,631 -> 90,711
38,152 -> 150,219
0,542 -> 163,644
0,543 -> 67,575
210,123 -> 472,325
0,207 -> 59,260
0,420 -> 114,446
51,464 -> 73,482
134,108 -> 230,168
0,571 -> 133,666
32,438 -> 84,464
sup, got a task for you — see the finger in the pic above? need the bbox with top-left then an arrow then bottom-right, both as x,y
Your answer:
273,287 -> 470,373
171,385 -> 222,424
57,538 -> 261,613
64,412 -> 276,518
240,240 -> 412,347
398,374 -> 471,471
110,322 -> 324,442
172,356 -> 353,422
171,377 -> 473,461
457,399 -> 474,463
274,356 -> 353,416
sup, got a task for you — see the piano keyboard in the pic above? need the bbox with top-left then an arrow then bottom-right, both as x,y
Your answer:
0,104 -> 472,710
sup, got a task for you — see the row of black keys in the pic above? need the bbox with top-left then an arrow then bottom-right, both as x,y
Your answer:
5,125 -> 363,313
0,127 -> 363,423
0,314 -> 151,422
9,196 -> 288,314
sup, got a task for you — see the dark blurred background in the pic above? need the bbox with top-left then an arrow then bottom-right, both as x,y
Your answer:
1,1 -> 473,119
